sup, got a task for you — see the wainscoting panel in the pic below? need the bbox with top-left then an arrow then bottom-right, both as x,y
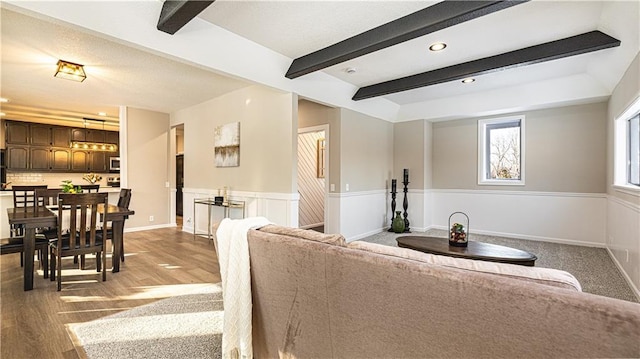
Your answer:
181,188 -> 299,236
607,195 -> 640,298
330,190 -> 388,241
431,189 -> 607,246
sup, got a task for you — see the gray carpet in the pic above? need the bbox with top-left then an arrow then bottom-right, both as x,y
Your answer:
69,284 -> 223,359
361,228 -> 639,303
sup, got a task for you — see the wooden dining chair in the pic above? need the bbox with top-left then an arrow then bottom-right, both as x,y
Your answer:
98,188 -> 132,263
49,192 -> 109,291
5,185 -> 49,268
77,184 -> 100,193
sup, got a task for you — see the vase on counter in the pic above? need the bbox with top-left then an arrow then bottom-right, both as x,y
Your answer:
392,211 -> 405,233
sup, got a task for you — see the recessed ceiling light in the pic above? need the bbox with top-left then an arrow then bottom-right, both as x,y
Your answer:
462,78 -> 475,84
0,98 -> 8,103
0,112 -> 5,116
98,112 -> 107,116
345,67 -> 357,74
429,42 -> 447,52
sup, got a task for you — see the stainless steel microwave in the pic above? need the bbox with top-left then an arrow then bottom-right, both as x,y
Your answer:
109,157 -> 120,172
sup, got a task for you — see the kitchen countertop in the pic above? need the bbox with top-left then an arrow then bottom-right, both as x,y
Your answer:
0,187 -> 121,197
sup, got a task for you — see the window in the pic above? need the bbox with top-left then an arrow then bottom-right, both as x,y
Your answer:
614,96 -> 640,191
478,116 -> 525,185
627,114 -> 639,186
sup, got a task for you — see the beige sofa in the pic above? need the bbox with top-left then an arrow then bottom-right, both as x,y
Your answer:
242,225 -> 640,358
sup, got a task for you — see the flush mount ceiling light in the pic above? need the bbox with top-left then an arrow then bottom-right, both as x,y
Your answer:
429,42 -> 447,52
98,112 -> 107,116
345,67 -> 357,74
461,78 -> 475,83
0,98 -> 8,103
54,60 -> 86,82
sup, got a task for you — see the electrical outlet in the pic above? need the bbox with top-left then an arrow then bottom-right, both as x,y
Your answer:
346,183 -> 350,191
626,249 -> 630,262
330,184 -> 335,192
149,215 -> 155,222
187,217 -> 192,223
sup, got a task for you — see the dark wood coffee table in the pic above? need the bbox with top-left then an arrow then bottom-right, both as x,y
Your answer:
396,236 -> 537,266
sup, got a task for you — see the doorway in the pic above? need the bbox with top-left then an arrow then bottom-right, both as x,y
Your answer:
297,127 -> 327,232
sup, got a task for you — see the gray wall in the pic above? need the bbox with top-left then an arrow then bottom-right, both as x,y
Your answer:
339,108 -> 393,192
432,102 -> 607,193
608,51 -> 640,204
172,85 -> 296,194
125,107 -> 171,228
394,120 -> 432,189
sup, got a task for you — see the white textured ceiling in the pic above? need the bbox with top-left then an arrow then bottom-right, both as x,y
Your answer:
1,0 -> 639,124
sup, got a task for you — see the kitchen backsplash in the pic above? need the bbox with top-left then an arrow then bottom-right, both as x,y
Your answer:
6,172 -> 111,188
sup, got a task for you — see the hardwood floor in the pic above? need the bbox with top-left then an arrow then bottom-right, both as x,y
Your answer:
0,227 -> 220,359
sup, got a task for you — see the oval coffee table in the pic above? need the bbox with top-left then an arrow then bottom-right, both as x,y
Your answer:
396,236 -> 537,266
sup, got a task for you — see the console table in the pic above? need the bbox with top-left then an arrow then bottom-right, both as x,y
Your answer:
193,198 -> 245,241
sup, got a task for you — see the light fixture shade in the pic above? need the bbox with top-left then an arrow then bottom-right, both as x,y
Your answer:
70,141 -> 118,152
55,60 -> 86,82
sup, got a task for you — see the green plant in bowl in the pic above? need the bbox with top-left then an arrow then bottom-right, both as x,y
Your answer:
61,180 -> 82,193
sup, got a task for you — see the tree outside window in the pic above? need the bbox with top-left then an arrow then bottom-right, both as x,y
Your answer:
478,116 -> 525,185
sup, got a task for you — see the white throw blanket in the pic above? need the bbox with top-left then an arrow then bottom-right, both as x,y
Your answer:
216,217 -> 271,359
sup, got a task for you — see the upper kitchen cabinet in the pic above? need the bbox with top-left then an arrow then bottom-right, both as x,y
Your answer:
52,126 -> 71,147
6,146 -> 28,170
5,121 -> 29,144
71,128 -> 86,142
105,131 -> 119,146
30,124 -> 52,146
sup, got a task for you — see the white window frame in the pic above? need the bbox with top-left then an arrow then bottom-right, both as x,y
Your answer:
614,95 -> 640,194
477,115 -> 525,186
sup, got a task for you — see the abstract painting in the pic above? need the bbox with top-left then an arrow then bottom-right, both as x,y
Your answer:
214,122 -> 240,167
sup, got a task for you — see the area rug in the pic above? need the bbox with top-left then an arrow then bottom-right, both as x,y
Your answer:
68,284 -> 223,359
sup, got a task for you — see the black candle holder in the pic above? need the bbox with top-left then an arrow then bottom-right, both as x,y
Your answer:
402,179 -> 411,233
388,181 -> 397,232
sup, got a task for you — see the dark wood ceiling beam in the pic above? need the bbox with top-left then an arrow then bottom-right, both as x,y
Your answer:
352,30 -> 620,101
285,0 -> 529,79
157,0 -> 216,35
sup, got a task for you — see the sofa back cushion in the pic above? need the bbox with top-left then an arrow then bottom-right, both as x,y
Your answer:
258,224 -> 346,246
348,240 -> 582,292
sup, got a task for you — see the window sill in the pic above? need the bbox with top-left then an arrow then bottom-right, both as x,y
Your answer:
613,184 -> 640,197
478,180 -> 525,186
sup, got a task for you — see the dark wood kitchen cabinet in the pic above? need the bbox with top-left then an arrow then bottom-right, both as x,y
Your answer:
5,120 -> 118,173
6,146 -> 28,170
30,147 -> 50,170
52,126 -> 71,147
51,148 -> 71,171
5,121 -> 29,144
71,150 -> 90,172
30,124 -> 52,146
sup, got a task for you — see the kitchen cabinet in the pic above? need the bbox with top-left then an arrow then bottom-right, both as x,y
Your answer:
7,146 -> 28,170
5,120 -> 119,173
90,151 -> 107,172
30,147 -> 50,170
51,148 -> 71,171
30,124 -> 51,146
52,127 -> 71,147
5,121 -> 29,145
71,150 -> 90,172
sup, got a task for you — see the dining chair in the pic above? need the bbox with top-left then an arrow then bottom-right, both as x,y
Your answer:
49,192 -> 109,291
7,185 -> 49,267
0,237 -> 50,278
98,188 -> 132,263
77,184 -> 100,193
35,188 -> 63,241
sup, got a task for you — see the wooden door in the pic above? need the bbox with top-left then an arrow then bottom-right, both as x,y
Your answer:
90,151 -> 107,172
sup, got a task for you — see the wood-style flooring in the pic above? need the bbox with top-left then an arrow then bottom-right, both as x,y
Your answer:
0,227 -> 220,359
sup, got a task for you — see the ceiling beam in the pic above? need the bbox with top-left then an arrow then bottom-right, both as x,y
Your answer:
285,0 -> 529,79
157,0 -> 216,35
352,30 -> 621,101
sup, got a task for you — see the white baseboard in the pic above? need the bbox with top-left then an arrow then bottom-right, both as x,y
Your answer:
429,225 -> 607,248
126,223 -> 175,233
606,247 -> 640,301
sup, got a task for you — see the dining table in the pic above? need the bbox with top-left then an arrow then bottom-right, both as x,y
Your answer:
6,203 -> 134,291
